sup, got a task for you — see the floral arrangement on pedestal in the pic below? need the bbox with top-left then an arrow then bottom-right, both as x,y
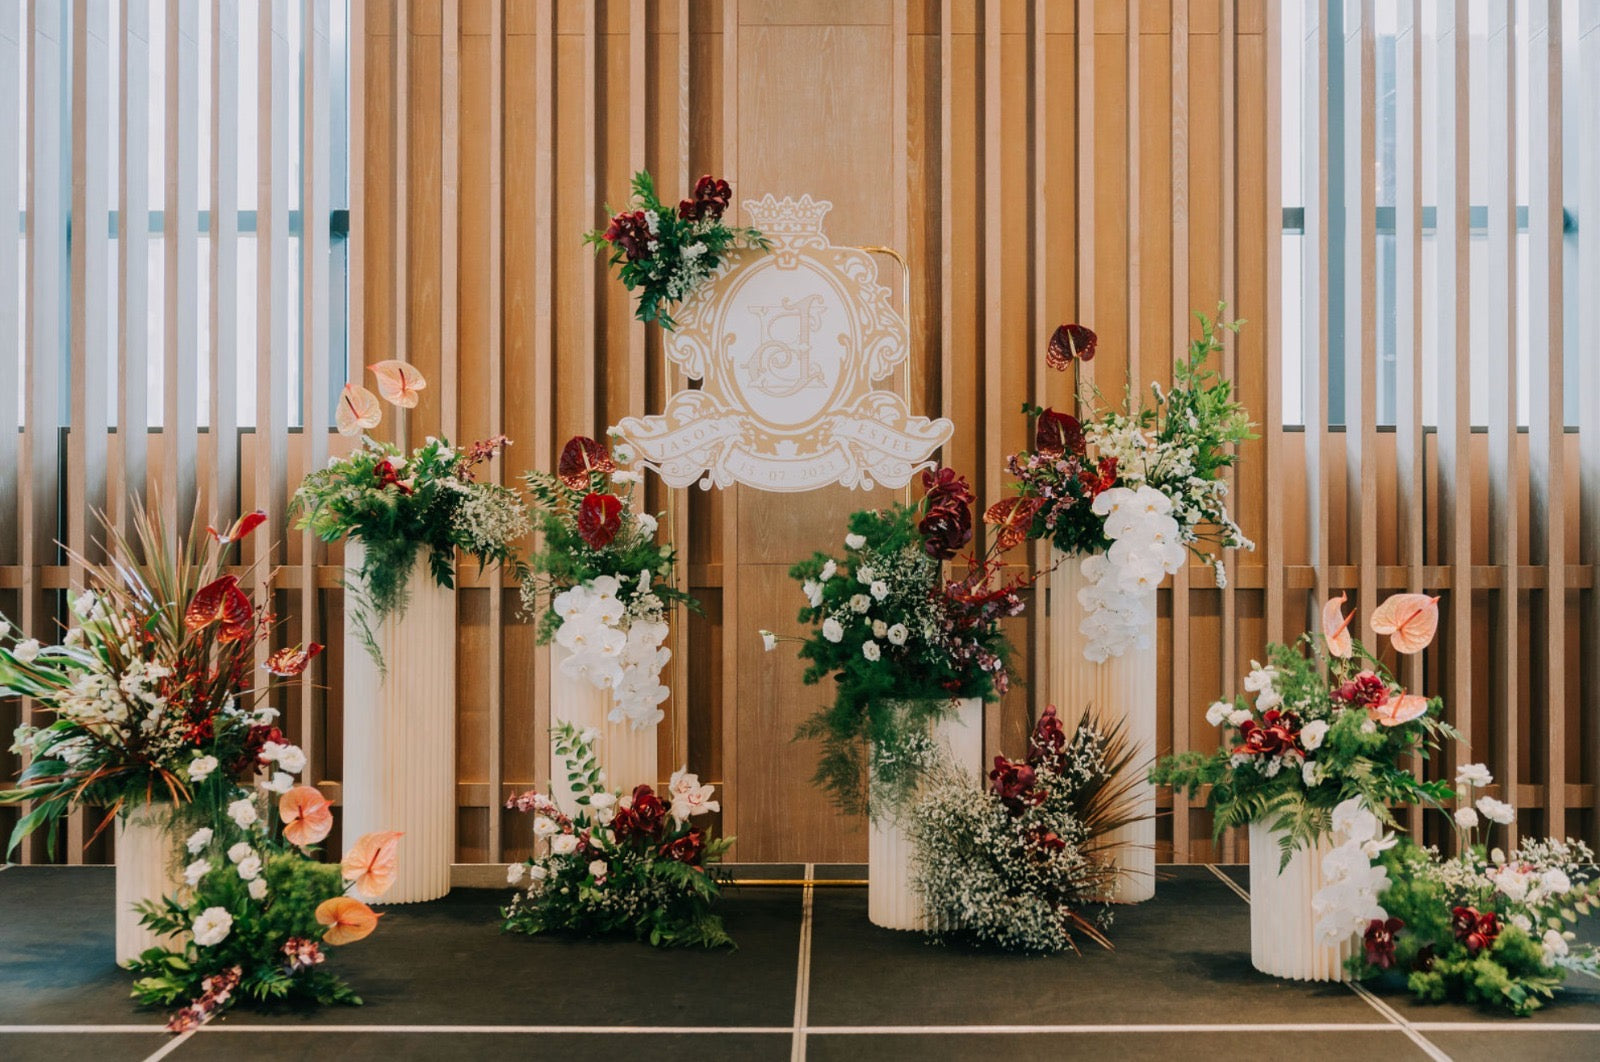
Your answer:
1315,764 -> 1600,1016
1000,311 -> 1255,661
520,435 -> 695,730
501,724 -> 732,948
128,780 -> 401,1031
291,431 -> 529,665
1,504 -> 321,853
772,467 -> 1033,816
586,170 -> 770,330
1150,592 -> 1458,863
908,705 -> 1142,952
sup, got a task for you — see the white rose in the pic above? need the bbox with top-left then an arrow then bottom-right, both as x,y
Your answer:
247,878 -> 268,901
533,816 -> 558,840
227,798 -> 259,828
887,624 -> 908,646
184,859 -> 212,887
506,862 -> 526,886
191,907 -> 233,947
12,639 -> 41,664
1300,720 -> 1329,751
1541,868 -> 1571,895
760,630 -> 778,652
871,620 -> 888,638
236,855 -> 262,881
870,581 -> 889,601
590,793 -> 617,811
822,618 -> 844,644
862,641 -> 881,662
227,842 -> 255,864
187,755 -> 219,783
849,594 -> 871,614
588,859 -> 608,881
275,745 -> 307,775
1476,796 -> 1516,825
845,533 -> 866,550
857,566 -> 876,584
185,828 -> 213,854
1204,701 -> 1232,728
551,834 -> 579,856
1454,806 -> 1480,830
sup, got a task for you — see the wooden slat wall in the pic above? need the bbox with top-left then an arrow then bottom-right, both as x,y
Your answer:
5,0 -> 1599,867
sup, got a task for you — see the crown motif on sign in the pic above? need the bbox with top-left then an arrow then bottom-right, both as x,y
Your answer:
743,194 -> 833,238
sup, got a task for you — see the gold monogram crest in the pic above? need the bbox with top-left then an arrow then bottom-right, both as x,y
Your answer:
614,195 -> 953,492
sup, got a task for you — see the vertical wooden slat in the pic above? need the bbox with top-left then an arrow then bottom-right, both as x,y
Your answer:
299,0 -> 333,782
0,3 -> 19,568
116,0 -> 151,532
939,0 -> 951,459
1579,0 -> 1600,847
255,0 -> 291,639
669,0 -> 690,775
1485,0 -> 1520,845
1169,0 -> 1190,862
719,0 -> 740,849
486,0 -> 505,855
209,0 -> 239,526
532,0 -> 554,788
1075,0 -> 1093,393
1342,0 -> 1376,655
981,0 -> 1000,759
1393,0 -> 1424,839
1303,0 -> 1330,615
1435,0 -> 1473,808
627,0 -> 647,769
581,1 -> 596,432
1029,0 -> 1048,723
1262,0 -> 1284,650
1526,0 -> 1565,838
349,0 -> 365,386
164,0 -> 200,528
1217,0 -> 1236,705
440,0 -> 459,443
390,0 -> 408,447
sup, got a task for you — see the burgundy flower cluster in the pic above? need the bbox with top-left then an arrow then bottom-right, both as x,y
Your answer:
1231,709 -> 1305,761
374,457 -> 412,495
679,175 -> 731,221
281,937 -> 326,974
1363,917 -> 1404,969
613,784 -> 668,840
1333,670 -> 1389,709
603,209 -> 654,261
1452,905 -> 1501,956
918,467 -> 975,561
166,965 -> 243,1033
988,705 -> 1072,816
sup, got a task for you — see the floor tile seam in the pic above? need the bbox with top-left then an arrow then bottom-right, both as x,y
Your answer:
792,862 -> 815,1062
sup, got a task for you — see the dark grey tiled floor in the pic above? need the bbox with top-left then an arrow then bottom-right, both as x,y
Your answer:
3,863 -> 1598,1060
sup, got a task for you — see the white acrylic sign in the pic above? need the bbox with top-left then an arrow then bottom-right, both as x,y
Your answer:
614,195 -> 953,492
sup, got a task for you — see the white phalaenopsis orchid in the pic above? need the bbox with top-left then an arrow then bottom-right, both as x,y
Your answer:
1076,485 -> 1190,661
668,767 -> 720,822
552,580 -> 672,728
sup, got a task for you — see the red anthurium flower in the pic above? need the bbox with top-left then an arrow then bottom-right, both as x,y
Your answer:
185,576 -> 254,643
1079,456 -> 1119,497
1035,408 -> 1085,457
206,510 -> 267,546
983,496 -> 1044,552
373,458 -> 413,495
921,466 -> 976,509
1046,323 -> 1098,371
577,492 -> 624,549
264,642 -> 325,678
557,436 -> 616,490
1364,917 -> 1404,969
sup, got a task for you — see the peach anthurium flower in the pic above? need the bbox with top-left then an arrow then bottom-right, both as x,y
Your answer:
279,785 -> 334,848
1321,593 -> 1355,659
335,383 -> 382,436
316,896 -> 381,946
341,830 -> 403,900
1370,593 -> 1441,654
368,360 -> 427,409
1370,692 -> 1429,727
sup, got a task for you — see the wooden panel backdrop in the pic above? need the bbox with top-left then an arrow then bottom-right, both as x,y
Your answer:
4,0 -> 1598,868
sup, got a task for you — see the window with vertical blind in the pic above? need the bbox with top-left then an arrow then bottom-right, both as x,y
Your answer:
4,0 -> 350,433
1280,0 -> 1585,430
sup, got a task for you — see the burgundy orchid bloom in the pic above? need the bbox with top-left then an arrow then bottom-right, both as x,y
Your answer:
603,209 -> 654,261
1334,670 -> 1390,709
1027,704 -> 1069,767
989,755 -> 1044,815
1363,917 -> 1404,970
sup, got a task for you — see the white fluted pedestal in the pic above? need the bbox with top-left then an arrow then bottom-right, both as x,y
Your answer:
1248,822 -> 1354,981
342,541 -> 456,903
1049,548 -> 1156,903
549,643 -> 658,813
868,697 -> 984,930
114,803 -> 183,964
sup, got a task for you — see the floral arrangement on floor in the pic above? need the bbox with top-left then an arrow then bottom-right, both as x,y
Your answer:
520,435 -> 695,730
1000,311 -> 1255,661
128,778 -> 401,1031
772,467 -> 1034,817
1314,766 -> 1600,1016
909,705 -> 1142,952
291,431 -> 529,666
1150,592 -> 1458,864
585,170 -> 770,330
501,723 -> 732,948
1,503 -> 321,855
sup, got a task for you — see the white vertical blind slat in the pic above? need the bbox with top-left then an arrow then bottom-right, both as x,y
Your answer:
254,0 -> 291,636
70,0 -> 112,561
118,0 -> 151,532
1342,0 -> 1377,646
163,0 -> 200,527
1302,0 -> 1330,613
1578,0 -> 1600,843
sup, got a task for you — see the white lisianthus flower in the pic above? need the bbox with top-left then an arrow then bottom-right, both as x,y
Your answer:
236,855 -> 263,882
528,864 -> 548,882
869,580 -> 889,602
1476,796 -> 1516,825
1454,806 -> 1480,830
845,533 -> 866,550
1254,688 -> 1283,712
227,797 -> 259,828
1300,719 -> 1329,751
187,756 -> 220,783
871,620 -> 888,639
1455,763 -> 1493,788
506,862 -> 526,886
185,828 -> 213,854
849,594 -> 871,614
612,443 -> 635,464
819,560 -> 837,582
759,630 -> 777,652
262,771 -> 294,794
886,624 -> 908,646
862,641 -> 881,662
611,469 -> 642,486
192,907 -> 234,948
1242,661 -> 1276,693
1227,709 -> 1253,728
184,859 -> 212,887
550,834 -> 579,856
275,745 -> 308,775
12,639 -> 42,664
821,618 -> 845,643
856,566 -> 876,584
248,878 -> 269,901
1204,701 -> 1232,728
532,815 -> 558,840
228,842 -> 255,865
588,859 -> 608,882
590,792 -> 617,811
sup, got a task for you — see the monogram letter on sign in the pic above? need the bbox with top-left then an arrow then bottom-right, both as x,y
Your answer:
613,195 -> 953,492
